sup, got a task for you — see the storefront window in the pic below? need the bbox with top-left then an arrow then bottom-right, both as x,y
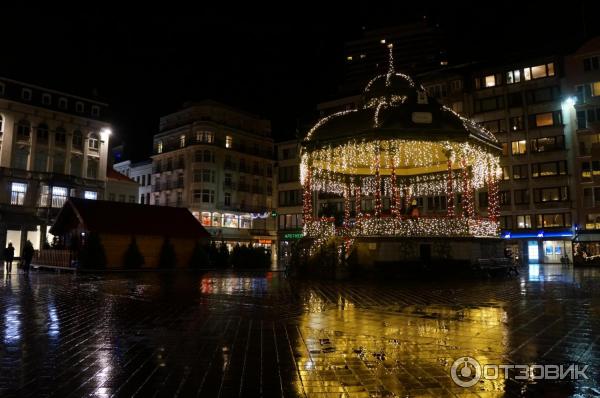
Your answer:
201,212 -> 211,227
240,215 -> 252,229
222,213 -> 239,228
212,212 -> 221,227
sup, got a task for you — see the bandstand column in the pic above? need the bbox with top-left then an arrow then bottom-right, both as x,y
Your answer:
390,166 -> 398,217
460,156 -> 475,218
487,173 -> 500,222
446,158 -> 455,217
343,184 -> 351,227
354,183 -> 362,217
374,151 -> 382,217
302,168 -> 313,223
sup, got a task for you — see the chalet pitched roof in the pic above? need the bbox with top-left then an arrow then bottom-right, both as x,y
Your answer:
50,198 -> 210,239
106,168 -> 138,184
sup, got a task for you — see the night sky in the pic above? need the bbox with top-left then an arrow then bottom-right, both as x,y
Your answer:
1,3 -> 598,161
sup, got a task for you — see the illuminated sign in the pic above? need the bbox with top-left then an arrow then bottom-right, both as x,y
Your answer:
258,239 -> 272,244
283,233 -> 304,239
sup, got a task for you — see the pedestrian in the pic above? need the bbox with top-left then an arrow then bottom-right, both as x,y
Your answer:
22,240 -> 35,274
4,242 -> 15,274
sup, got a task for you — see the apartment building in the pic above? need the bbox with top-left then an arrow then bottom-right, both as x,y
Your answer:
0,77 -> 111,254
151,101 -> 276,252
420,56 -> 575,263
564,37 -> 600,258
113,159 -> 153,204
275,140 -> 303,266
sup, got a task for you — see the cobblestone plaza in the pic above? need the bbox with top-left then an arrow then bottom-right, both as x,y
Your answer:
0,266 -> 598,397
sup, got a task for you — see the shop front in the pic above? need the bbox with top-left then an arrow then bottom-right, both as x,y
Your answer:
502,229 -> 574,264
277,230 -> 303,268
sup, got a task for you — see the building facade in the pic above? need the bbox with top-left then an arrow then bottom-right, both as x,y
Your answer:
564,37 -> 600,258
275,140 -> 303,266
151,101 -> 276,253
113,159 -> 153,204
0,77 -> 110,255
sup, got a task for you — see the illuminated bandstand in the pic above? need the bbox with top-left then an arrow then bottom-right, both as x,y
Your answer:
301,52 -> 503,265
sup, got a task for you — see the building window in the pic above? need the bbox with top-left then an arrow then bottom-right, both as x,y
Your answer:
226,135 -> 233,148
532,112 -> 559,128
180,134 -> 186,148
87,157 -> 98,179
51,186 -> 68,208
12,147 -> 29,170
17,120 -> 31,141
509,116 -> 523,131
75,102 -> 84,113
523,63 -> 555,80
21,88 -> 32,101
506,70 -> 521,84
533,187 -> 568,203
193,190 -> 202,203
212,212 -> 221,227
532,161 -> 567,178
531,136 -> 564,152
481,119 -> 505,133
0,83 -> 4,96
84,191 -> 97,200
196,131 -> 214,143
516,215 -> 532,229
536,213 -> 570,228
514,189 -> 530,205
224,192 -> 232,206
157,141 -> 163,154
474,96 -> 504,112
202,189 -> 214,203
10,182 -> 27,205
240,215 -> 252,229
222,213 -> 238,228
512,165 -> 529,180
511,140 -> 527,155
203,150 -> 213,163
72,130 -> 83,150
484,75 -> 496,87
451,101 -> 463,114
500,191 -> 511,205
54,127 -> 66,146
88,133 -> 99,151
70,155 -> 82,177
501,166 -> 510,180
91,105 -> 100,117
58,97 -> 68,109
584,56 -> 600,71
128,195 -> 136,203
37,123 -> 49,144
34,150 -> 48,172
42,93 -> 51,105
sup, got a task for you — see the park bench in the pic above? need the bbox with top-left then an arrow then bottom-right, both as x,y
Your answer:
473,257 -> 518,277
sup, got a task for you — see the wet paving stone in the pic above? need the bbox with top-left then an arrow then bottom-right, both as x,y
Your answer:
0,265 -> 598,397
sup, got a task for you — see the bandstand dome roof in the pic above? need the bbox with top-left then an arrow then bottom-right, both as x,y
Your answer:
304,70 -> 500,151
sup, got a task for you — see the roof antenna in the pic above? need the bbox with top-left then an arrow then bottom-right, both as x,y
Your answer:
386,44 -> 394,86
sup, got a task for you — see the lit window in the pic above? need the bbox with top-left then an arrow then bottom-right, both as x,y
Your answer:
484,75 -> 496,87
380,39 -> 386,44
531,65 -> 547,79
506,70 -> 521,84
547,63 -> 555,76
535,113 -> 554,127
157,141 -> 163,154
212,212 -> 221,227
180,134 -> 186,148
84,191 -> 97,200
201,212 -> 211,227
51,186 -> 68,208
240,215 -> 252,229
524,68 -> 531,81
88,133 -> 99,150
592,82 -> 600,97
516,215 -> 532,229
222,213 -> 239,228
226,135 -> 232,148
10,182 -> 27,205
511,140 -> 527,155
196,131 -> 214,143
347,56 -> 353,61
360,54 -> 366,59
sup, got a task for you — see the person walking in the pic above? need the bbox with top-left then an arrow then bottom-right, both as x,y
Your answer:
4,242 -> 15,274
22,240 -> 35,274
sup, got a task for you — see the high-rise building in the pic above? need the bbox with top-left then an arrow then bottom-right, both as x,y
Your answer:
342,22 -> 446,93
0,77 -> 111,254
151,101 -> 276,253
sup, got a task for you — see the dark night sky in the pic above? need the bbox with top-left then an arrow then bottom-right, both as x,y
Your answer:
0,3 -> 598,161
